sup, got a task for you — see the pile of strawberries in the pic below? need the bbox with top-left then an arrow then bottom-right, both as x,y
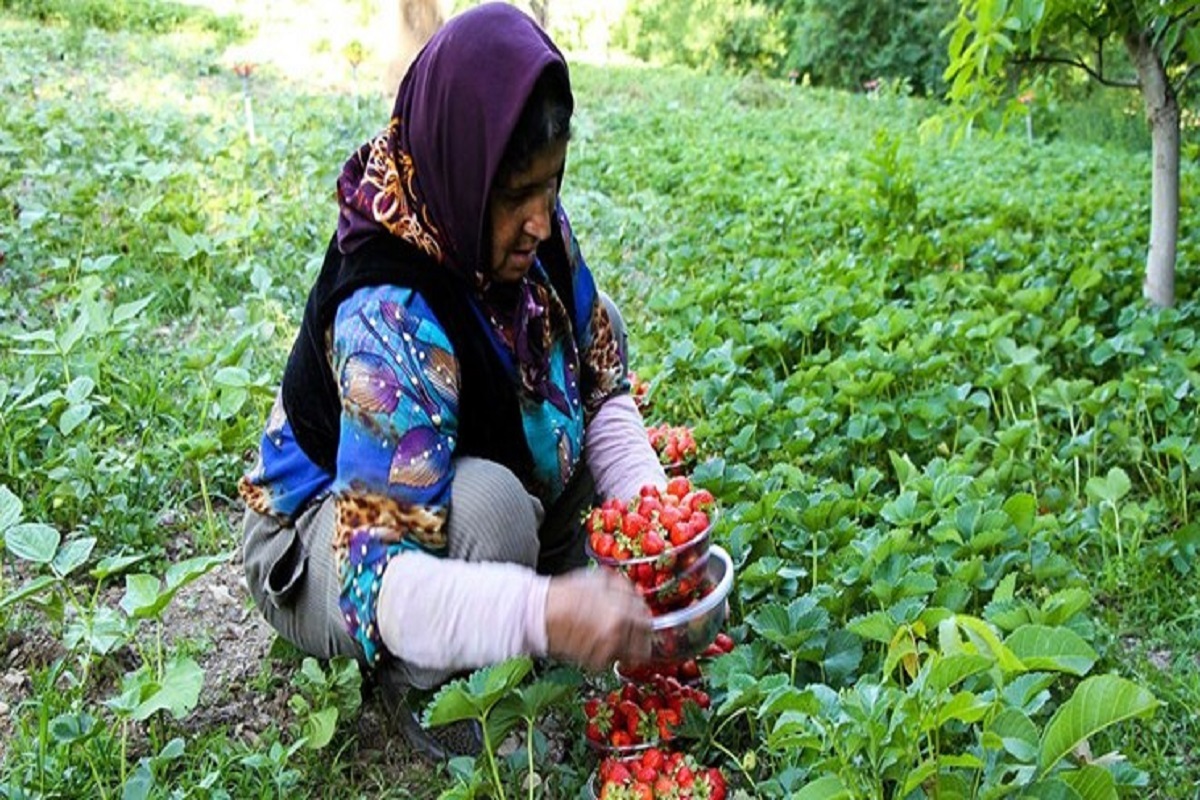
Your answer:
586,476 -> 716,613
585,417 -> 731,798
646,423 -> 699,474
584,676 -> 710,751
596,749 -> 727,800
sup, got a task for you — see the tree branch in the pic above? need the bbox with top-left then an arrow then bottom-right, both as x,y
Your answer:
1177,63 -> 1200,100
1013,55 -> 1140,88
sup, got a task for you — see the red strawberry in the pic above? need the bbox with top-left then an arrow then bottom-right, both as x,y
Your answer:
666,476 -> 691,499
641,531 -> 665,556
714,632 -> 735,653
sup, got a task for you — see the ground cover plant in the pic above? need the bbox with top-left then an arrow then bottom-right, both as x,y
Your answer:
1,1 -> 1197,797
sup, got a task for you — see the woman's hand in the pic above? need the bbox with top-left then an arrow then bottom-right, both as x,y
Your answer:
544,568 -> 653,672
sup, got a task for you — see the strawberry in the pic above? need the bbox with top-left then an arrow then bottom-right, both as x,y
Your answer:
641,747 -> 665,772
631,783 -> 654,800
623,511 -> 649,537
641,531 -> 666,556
714,632 -> 735,653
666,476 -> 691,500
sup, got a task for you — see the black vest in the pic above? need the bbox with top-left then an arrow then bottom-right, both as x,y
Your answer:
280,224 -> 578,491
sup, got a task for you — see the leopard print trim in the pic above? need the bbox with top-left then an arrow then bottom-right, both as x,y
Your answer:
334,490 -> 448,553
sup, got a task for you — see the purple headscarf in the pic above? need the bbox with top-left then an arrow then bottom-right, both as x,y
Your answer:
335,3 -> 578,414
336,2 -> 573,276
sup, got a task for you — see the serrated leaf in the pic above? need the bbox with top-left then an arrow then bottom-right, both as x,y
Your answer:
424,656 -> 532,727
846,610 -> 895,643
1084,468 -> 1131,505
1038,675 -> 1158,775
1003,493 -> 1036,535
5,522 -> 60,564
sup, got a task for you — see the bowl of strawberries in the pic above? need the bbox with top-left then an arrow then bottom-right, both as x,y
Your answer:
646,423 -> 698,477
583,676 -> 711,758
646,544 -> 732,665
588,749 -> 727,800
584,476 -> 717,613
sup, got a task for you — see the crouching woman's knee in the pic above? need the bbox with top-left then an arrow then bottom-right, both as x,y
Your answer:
447,457 -> 543,567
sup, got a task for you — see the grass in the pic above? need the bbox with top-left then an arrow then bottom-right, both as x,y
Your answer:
1,0 -> 1198,796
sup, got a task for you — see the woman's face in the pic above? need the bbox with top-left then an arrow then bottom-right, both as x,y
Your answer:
486,140 -> 568,283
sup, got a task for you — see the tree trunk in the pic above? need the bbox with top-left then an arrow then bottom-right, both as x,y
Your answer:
1123,28 -> 1180,308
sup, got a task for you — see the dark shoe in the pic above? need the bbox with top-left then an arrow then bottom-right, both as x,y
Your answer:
374,670 -> 483,762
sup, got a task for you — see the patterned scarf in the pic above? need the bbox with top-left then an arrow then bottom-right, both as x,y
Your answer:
335,4 -> 576,415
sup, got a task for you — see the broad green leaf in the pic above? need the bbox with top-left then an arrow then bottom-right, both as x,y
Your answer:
122,764 -> 153,800
59,402 -> 93,435
213,366 -> 250,389
928,653 -> 992,693
957,615 -> 1026,673
65,606 -> 130,655
1084,468 -> 1131,505
120,574 -> 165,619
5,522 -> 60,564
904,755 -> 983,795
121,553 -> 231,619
132,657 -> 205,721
0,485 -> 22,532
64,376 -> 95,404
846,610 -> 895,643
988,707 -> 1039,762
1060,766 -> 1117,800
424,656 -> 532,727
747,595 -> 829,656
1003,493 -> 1036,536
1038,675 -> 1158,775
302,707 -> 339,749
1023,778 -> 1083,800
49,712 -> 96,744
52,537 -> 96,577
937,691 -> 990,726
794,776 -> 849,800
1005,625 -> 1097,676
1039,588 -> 1091,626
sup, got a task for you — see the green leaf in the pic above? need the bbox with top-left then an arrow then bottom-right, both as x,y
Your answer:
928,653 -> 992,693
1024,778 -> 1084,800
49,712 -> 96,744
90,553 -> 150,581
112,294 -> 155,325
0,575 -> 58,610
0,485 -> 22,533
747,595 -> 829,656
120,574 -> 166,619
424,656 -> 532,727
1084,468 -> 1131,505
302,707 -> 339,749
988,707 -> 1038,762
132,657 -> 205,721
5,522 -> 60,564
1060,766 -> 1117,800
846,610 -> 896,643
52,537 -> 96,577
956,615 -> 1026,673
1037,675 -> 1158,775
1003,493 -> 1037,536
59,402 -> 93,435
1005,625 -> 1097,676
794,776 -> 849,800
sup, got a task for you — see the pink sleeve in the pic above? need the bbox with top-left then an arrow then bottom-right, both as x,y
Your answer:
376,551 -> 550,672
585,392 -> 668,502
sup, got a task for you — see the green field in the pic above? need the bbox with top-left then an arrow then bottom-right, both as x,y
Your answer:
1,2 -> 1198,798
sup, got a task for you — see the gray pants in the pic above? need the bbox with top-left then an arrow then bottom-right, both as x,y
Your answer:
243,295 -> 627,689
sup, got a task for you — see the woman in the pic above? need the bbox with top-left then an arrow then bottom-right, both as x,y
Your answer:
238,3 -> 665,759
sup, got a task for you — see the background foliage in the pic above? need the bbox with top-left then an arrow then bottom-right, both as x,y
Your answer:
1,0 -> 1198,796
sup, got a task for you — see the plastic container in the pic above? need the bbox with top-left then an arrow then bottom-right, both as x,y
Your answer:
646,544 -> 733,665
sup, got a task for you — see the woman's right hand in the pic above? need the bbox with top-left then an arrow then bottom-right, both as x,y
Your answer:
544,568 -> 653,672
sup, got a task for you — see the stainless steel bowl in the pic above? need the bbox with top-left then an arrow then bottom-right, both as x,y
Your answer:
646,544 -> 733,664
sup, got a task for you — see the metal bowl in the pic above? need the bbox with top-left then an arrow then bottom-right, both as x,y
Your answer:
645,545 -> 733,665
